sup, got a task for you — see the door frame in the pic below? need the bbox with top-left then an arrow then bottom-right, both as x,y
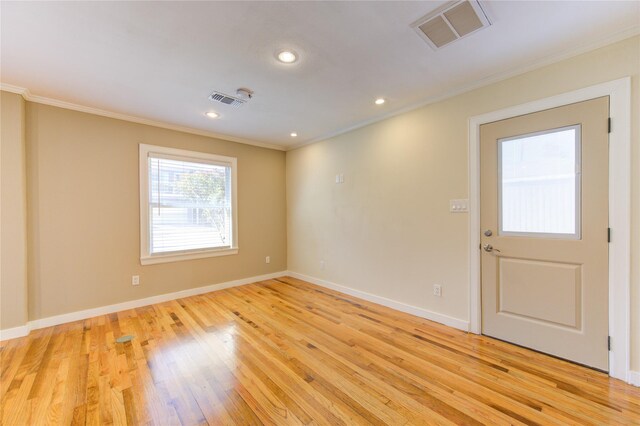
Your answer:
468,77 -> 631,382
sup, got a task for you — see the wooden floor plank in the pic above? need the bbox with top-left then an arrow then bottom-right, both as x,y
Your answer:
1,276 -> 639,425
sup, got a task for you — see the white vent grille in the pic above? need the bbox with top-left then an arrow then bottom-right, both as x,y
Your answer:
208,91 -> 246,108
412,0 -> 491,50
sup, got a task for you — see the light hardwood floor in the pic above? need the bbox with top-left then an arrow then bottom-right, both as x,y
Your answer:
1,276 -> 639,425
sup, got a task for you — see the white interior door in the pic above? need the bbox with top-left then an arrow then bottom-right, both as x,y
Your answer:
480,97 -> 609,371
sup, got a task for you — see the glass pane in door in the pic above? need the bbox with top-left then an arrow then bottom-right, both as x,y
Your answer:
498,125 -> 581,238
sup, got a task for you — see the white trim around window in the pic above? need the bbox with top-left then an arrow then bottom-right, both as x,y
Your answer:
139,144 -> 238,265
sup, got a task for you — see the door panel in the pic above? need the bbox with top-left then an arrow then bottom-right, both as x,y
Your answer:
498,258 -> 581,328
480,97 -> 609,371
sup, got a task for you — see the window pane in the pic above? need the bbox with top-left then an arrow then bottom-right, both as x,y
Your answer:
149,156 -> 232,253
499,126 -> 580,237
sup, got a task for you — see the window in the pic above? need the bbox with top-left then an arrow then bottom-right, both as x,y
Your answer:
139,144 -> 237,265
498,125 -> 581,239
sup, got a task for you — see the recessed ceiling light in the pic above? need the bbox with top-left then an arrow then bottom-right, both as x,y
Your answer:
290,132 -> 298,137
277,50 -> 298,64
375,98 -> 386,105
205,111 -> 219,119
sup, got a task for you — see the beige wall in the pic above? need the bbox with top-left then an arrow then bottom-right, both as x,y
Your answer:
25,103 -> 286,320
286,36 -> 640,370
1,91 -> 29,330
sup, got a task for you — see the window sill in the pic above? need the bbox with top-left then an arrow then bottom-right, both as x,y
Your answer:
140,247 -> 238,265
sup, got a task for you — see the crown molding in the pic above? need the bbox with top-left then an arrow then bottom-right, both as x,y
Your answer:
0,83 -> 287,151
3,27 -> 638,153
288,27 -> 640,151
0,83 -> 29,96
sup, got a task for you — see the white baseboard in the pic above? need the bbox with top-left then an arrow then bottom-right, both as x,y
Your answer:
0,325 -> 31,341
629,370 -> 640,387
286,271 -> 470,331
0,271 -> 286,341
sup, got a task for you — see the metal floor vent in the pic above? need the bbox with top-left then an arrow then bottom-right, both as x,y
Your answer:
412,0 -> 491,50
115,335 -> 134,343
208,91 -> 247,108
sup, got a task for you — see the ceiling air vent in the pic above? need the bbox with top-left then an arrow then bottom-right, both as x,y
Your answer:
208,92 -> 246,108
208,88 -> 253,108
412,0 -> 491,50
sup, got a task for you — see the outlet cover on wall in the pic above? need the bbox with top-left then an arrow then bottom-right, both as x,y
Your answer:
265,256 -> 271,264
132,275 -> 140,286
433,284 -> 442,297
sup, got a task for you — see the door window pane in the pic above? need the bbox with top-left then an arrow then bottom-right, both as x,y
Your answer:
499,125 -> 581,238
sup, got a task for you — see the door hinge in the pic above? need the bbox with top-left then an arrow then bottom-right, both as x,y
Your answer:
608,227 -> 611,243
608,336 -> 611,351
608,117 -> 612,133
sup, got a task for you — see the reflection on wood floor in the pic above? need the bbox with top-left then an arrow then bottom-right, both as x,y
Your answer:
1,276 -> 639,425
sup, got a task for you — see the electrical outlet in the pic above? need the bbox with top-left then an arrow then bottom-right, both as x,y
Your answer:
265,256 -> 270,264
132,275 -> 140,286
433,284 -> 442,297
320,260 -> 325,270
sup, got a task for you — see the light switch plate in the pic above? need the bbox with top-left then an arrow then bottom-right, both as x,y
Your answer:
449,199 -> 468,213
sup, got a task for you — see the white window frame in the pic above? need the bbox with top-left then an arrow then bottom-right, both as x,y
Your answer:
139,144 -> 238,265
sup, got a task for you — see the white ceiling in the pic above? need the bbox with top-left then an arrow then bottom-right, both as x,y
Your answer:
2,1 -> 638,149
